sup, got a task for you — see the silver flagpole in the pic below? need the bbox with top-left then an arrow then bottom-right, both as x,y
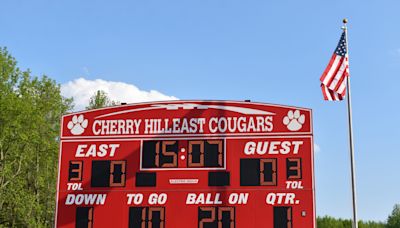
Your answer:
343,18 -> 358,228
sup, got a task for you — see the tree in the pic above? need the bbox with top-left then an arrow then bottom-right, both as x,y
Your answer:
317,216 -> 385,228
317,216 -> 352,228
387,204 -> 400,228
0,47 -> 73,227
86,90 -> 117,110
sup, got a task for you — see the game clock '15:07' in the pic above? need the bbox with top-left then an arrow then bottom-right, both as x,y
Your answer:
56,100 -> 315,228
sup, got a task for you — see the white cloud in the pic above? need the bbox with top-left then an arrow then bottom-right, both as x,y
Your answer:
61,78 -> 178,111
314,143 -> 321,153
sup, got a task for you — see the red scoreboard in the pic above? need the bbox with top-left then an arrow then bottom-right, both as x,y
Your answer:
55,100 -> 315,228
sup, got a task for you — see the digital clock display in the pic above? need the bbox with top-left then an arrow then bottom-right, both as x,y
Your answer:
141,140 -> 224,169
56,101 -> 315,228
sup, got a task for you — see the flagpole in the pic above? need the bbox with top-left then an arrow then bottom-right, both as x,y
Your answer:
343,18 -> 358,228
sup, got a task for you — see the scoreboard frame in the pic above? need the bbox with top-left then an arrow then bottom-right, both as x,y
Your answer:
55,100 -> 315,228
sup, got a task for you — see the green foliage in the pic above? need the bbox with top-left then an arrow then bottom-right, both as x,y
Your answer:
317,216 -> 352,228
86,90 -> 117,110
0,48 -> 72,227
358,220 -> 385,228
386,204 -> 400,228
317,216 -> 385,228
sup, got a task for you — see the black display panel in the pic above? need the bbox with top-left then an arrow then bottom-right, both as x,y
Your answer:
110,161 -> 126,187
69,161 -> 83,181
142,140 -> 224,169
136,172 -> 157,187
91,161 -> 110,187
142,141 -> 179,168
198,207 -> 235,228
129,207 -> 165,228
76,207 -> 93,228
240,158 -> 277,186
188,140 -> 224,168
273,206 -> 292,228
286,158 -> 302,179
208,172 -> 230,186
91,160 -> 126,187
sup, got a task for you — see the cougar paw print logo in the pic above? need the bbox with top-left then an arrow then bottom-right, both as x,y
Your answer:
67,115 -> 88,135
283,110 -> 305,131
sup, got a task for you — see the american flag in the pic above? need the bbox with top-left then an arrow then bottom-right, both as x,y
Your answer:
320,31 -> 349,101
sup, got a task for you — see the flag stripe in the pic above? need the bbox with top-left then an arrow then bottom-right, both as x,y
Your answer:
320,54 -> 338,82
326,56 -> 346,89
321,55 -> 342,85
332,67 -> 348,92
321,84 -> 329,100
329,63 -> 347,91
337,75 -> 348,95
321,84 -> 344,101
340,90 -> 346,98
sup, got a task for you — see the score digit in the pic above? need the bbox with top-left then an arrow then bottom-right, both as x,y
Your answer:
240,158 -> 277,186
286,158 -> 302,179
159,141 -> 178,168
260,159 -> 277,186
142,141 -> 178,168
188,140 -> 224,168
198,206 -> 235,228
129,207 -> 165,228
188,141 -> 205,167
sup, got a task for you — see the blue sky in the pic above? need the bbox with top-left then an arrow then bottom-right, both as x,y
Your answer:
1,0 -> 400,222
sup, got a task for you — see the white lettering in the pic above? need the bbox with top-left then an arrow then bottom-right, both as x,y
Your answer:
286,181 -> 304,189
148,193 -> 167,205
75,145 -> 87,157
228,193 -> 248,204
244,142 -> 256,155
185,193 -> 222,205
67,183 -> 83,191
243,141 -> 304,155
75,144 -> 120,158
186,193 -> 196,204
65,194 -> 107,205
265,193 -> 297,205
126,194 -> 143,205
